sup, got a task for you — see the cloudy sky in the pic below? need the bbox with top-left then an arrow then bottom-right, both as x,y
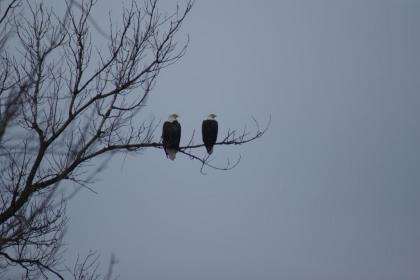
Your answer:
61,0 -> 420,279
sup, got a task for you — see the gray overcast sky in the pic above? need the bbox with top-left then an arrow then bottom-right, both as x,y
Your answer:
61,0 -> 420,279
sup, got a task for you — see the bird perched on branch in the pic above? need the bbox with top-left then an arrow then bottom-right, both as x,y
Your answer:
162,113 -> 181,160
202,113 -> 218,154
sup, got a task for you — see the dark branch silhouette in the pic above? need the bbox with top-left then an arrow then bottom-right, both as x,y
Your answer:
0,0 -> 267,278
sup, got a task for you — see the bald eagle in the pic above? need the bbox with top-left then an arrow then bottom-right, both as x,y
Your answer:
162,114 -> 181,160
202,114 -> 218,154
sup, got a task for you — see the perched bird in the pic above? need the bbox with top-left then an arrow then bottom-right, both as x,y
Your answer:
202,113 -> 218,154
162,113 -> 181,160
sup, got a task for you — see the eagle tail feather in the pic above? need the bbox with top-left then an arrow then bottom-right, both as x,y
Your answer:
167,148 -> 177,160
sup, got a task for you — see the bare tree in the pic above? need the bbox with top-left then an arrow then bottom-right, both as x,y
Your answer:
0,0 -> 267,278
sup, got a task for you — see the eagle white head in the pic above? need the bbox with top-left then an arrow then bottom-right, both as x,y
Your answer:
168,113 -> 179,122
207,113 -> 217,120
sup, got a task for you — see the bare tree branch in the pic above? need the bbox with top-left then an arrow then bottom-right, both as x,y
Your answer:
0,0 -> 267,278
